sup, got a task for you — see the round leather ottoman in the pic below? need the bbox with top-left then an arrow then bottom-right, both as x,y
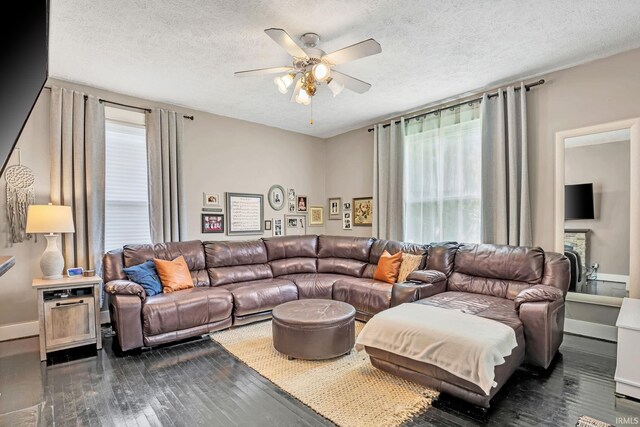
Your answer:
272,299 -> 356,360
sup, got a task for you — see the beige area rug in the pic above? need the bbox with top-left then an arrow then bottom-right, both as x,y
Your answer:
210,321 -> 438,427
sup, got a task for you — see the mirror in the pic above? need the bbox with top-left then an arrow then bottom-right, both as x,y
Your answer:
555,118 -> 640,303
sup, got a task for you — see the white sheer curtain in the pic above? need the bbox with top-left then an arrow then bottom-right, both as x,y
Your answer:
403,102 -> 482,244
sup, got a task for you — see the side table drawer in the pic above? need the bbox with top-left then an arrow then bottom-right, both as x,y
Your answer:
44,296 -> 96,349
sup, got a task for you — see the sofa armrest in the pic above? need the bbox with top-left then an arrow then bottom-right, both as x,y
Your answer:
104,280 -> 146,300
109,294 -> 144,351
391,270 -> 447,307
514,285 -> 563,310
406,269 -> 447,285
518,298 -> 565,368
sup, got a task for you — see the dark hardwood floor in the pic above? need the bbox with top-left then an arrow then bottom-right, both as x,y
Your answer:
0,328 -> 639,426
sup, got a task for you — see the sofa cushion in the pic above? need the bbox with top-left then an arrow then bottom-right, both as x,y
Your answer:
221,278 -> 298,317
373,251 -> 403,284
397,253 -> 424,283
415,291 -> 523,333
454,243 -> 544,283
123,260 -> 162,297
263,235 -> 318,260
154,256 -> 195,294
123,241 -> 209,287
447,272 -> 533,300
425,242 -> 459,276
317,235 -> 373,261
332,278 -> 393,317
142,287 -> 233,336
363,239 -> 428,278
205,240 -> 273,286
269,257 -> 317,277
317,258 -> 367,277
280,273 -> 349,299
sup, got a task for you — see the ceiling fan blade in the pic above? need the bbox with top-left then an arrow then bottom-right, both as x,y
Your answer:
322,39 -> 381,65
234,66 -> 294,78
290,78 -> 302,102
264,28 -> 309,59
331,71 -> 372,94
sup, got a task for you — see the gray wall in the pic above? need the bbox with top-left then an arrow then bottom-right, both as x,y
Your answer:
565,141 -> 630,275
0,79 -> 326,331
324,128 -> 374,237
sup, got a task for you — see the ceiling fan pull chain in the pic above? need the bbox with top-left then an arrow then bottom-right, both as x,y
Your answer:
310,98 -> 314,125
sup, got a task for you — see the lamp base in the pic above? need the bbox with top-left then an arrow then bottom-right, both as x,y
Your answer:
40,234 -> 64,280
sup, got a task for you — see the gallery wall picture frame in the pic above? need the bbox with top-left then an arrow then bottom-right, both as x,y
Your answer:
297,195 -> 308,212
288,188 -> 296,201
328,197 -> 341,220
342,211 -> 352,230
268,184 -> 285,211
273,218 -> 283,236
352,197 -> 373,226
202,213 -> 224,233
288,200 -> 296,212
226,192 -> 264,235
203,193 -> 221,207
284,214 -> 306,236
264,219 -> 272,231
309,206 -> 324,226
343,201 -> 352,211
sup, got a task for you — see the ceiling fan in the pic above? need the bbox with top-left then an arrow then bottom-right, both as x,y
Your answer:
235,28 -> 382,106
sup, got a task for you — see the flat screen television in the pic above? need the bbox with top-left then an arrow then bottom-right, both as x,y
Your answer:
0,0 -> 49,176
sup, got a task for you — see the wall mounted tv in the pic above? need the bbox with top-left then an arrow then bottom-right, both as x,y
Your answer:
0,0 -> 49,176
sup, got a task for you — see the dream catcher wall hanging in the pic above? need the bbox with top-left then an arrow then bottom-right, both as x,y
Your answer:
5,149 -> 35,244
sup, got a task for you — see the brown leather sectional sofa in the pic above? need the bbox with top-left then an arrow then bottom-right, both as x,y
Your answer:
104,234 -> 569,407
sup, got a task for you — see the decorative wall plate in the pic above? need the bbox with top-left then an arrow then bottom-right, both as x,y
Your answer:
268,184 -> 285,211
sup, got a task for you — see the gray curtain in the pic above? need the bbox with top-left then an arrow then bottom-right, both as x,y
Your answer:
49,87 -> 105,273
373,119 -> 405,240
480,83 -> 532,246
146,109 -> 186,243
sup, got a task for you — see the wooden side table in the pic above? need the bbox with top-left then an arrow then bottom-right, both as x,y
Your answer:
615,297 -> 640,399
32,275 -> 103,362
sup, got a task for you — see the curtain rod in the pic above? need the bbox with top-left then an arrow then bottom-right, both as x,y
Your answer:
366,79 -> 544,132
43,86 -> 194,120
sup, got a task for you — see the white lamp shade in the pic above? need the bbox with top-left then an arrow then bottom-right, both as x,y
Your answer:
26,204 -> 75,234
296,89 -> 311,105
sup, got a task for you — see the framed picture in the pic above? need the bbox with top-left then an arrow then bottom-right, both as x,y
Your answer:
342,211 -> 352,230
202,213 -> 224,233
268,184 -> 285,211
203,193 -> 221,207
328,197 -> 341,220
288,200 -> 296,212
343,201 -> 352,211
273,218 -> 283,236
297,195 -> 308,212
288,188 -> 296,201
226,192 -> 264,235
309,206 -> 324,226
264,219 -> 272,231
353,197 -> 373,226
284,214 -> 306,236
67,267 -> 84,277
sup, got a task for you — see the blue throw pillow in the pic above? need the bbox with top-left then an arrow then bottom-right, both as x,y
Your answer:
123,260 -> 162,297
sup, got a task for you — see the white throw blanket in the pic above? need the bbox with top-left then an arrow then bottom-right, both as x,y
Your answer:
355,303 -> 517,395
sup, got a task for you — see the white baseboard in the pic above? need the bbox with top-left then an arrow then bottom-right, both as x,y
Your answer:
565,318 -> 618,342
0,321 -> 39,341
0,311 -> 111,342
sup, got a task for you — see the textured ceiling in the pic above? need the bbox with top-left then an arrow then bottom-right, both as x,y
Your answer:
49,0 -> 640,138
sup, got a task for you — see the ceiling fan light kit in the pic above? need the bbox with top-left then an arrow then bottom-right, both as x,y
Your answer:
235,28 -> 382,120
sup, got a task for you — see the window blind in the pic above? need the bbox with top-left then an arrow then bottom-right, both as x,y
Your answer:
104,118 -> 152,251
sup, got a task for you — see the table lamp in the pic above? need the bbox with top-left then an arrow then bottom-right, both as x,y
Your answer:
26,203 -> 75,279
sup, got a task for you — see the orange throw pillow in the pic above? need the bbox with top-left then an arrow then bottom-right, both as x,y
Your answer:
373,250 -> 403,284
154,256 -> 194,293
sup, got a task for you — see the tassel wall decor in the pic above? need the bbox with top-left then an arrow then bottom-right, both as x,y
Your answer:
5,149 -> 35,244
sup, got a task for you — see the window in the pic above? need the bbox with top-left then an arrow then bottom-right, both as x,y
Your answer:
104,107 -> 151,251
404,103 -> 482,244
